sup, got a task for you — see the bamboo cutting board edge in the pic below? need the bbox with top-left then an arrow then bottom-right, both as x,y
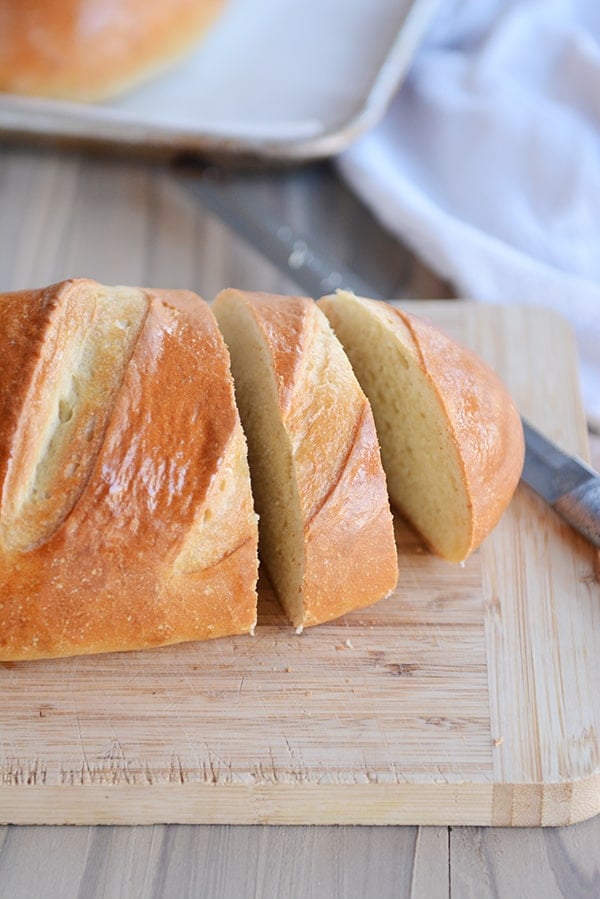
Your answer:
2,779 -> 600,827
1,301 -> 599,827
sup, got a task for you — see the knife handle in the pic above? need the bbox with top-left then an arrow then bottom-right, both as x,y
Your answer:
554,479 -> 600,548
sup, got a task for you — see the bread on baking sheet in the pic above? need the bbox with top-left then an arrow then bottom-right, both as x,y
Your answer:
0,0 -> 226,101
0,279 -> 258,661
212,289 -> 399,630
318,291 -> 524,563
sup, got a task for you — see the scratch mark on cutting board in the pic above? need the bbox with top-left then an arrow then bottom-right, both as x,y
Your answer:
74,711 -> 92,781
1,757 -> 47,785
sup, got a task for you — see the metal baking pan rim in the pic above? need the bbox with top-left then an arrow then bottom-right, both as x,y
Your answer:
0,0 -> 440,163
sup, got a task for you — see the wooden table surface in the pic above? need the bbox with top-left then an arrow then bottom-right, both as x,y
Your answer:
0,143 -> 598,898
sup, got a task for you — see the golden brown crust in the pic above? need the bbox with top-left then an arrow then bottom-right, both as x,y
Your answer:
0,0 -> 226,101
0,283 -> 62,486
388,305 -> 524,556
237,292 -> 311,417
301,403 -> 401,626
324,296 -> 524,559
0,279 -> 258,660
227,291 -> 399,627
1,280 -> 149,553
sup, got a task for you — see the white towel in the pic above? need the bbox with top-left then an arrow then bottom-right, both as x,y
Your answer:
338,0 -> 600,430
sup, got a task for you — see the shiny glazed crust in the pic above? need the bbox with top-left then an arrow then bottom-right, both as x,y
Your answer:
0,279 -> 258,660
0,0 -> 226,101
213,290 -> 399,628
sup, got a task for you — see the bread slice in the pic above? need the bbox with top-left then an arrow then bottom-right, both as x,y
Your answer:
318,291 -> 524,562
0,279 -> 258,660
212,289 -> 398,630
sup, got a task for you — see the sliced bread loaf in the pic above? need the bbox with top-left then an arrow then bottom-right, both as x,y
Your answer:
318,291 -> 524,562
0,279 -> 258,660
213,289 -> 398,629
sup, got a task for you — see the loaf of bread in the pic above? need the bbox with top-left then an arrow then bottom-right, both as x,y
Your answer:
212,289 -> 399,630
0,279 -> 258,661
1,280 -> 524,660
0,0 -> 226,101
318,291 -> 524,562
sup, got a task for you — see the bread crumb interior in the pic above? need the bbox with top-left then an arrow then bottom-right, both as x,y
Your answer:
320,293 -> 472,561
214,292 -> 306,626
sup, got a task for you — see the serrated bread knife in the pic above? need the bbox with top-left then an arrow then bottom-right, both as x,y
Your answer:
521,420 -> 600,548
175,161 -> 600,549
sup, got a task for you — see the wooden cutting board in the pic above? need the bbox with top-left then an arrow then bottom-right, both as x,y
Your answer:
1,302 -> 599,827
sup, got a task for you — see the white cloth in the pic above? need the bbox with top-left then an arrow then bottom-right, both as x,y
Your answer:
338,0 -> 600,430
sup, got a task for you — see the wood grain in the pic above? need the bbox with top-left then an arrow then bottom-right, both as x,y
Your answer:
1,301 -> 597,826
451,825 -> 600,898
0,823 -> 450,899
0,146 -> 598,899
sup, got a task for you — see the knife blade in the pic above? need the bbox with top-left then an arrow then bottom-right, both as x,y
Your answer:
175,160 -> 382,300
175,161 -> 600,549
521,420 -> 600,547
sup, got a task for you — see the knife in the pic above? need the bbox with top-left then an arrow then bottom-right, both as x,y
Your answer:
521,420 -> 600,548
174,159 -> 383,300
174,161 -> 600,549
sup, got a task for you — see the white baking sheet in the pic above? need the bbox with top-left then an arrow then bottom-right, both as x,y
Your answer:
0,0 -> 441,160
